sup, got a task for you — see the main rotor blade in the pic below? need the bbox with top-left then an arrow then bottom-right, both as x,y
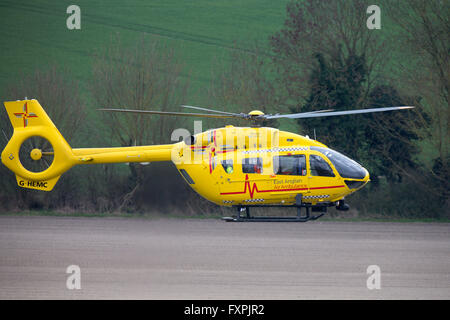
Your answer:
182,105 -> 242,116
296,109 -> 335,115
98,108 -> 238,119
266,106 -> 414,119
1,129 -> 9,143
265,109 -> 334,119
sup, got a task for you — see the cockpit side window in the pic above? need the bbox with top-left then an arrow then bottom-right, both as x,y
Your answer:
221,159 -> 234,174
310,146 -> 366,179
242,157 -> 263,174
309,154 -> 335,177
273,155 -> 306,176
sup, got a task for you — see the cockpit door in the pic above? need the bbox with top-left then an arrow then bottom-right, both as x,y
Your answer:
307,152 -> 344,196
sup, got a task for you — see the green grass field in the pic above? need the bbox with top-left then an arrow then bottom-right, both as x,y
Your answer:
0,0 -> 290,104
0,1 -> 415,132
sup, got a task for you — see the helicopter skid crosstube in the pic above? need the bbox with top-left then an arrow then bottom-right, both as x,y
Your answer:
222,204 -> 325,222
222,215 -> 324,222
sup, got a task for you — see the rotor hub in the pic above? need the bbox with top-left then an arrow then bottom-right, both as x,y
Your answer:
248,110 -> 265,116
30,148 -> 42,161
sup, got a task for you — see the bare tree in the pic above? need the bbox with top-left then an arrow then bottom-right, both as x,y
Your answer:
270,0 -> 388,107
90,36 -> 189,211
209,42 -> 282,127
91,36 -> 189,146
2,66 -> 85,143
387,0 -> 449,199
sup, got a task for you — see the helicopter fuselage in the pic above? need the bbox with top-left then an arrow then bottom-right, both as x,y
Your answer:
172,125 -> 369,207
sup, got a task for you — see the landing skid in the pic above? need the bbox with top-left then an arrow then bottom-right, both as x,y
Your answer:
222,205 -> 325,222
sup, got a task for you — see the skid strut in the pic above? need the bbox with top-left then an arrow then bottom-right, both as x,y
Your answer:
222,195 -> 325,222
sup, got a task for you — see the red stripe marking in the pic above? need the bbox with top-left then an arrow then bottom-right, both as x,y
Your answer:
220,187 -> 309,196
13,102 -> 38,127
209,152 -> 212,173
220,176 -> 344,199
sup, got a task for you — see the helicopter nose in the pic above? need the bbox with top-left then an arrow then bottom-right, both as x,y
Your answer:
343,167 -> 370,190
362,168 -> 370,186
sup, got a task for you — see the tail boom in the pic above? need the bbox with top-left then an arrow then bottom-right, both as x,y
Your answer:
71,145 -> 173,164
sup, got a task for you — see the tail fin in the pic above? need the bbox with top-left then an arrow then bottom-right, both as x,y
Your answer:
1,99 -> 76,191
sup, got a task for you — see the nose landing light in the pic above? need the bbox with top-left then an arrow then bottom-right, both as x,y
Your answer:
344,180 -> 366,189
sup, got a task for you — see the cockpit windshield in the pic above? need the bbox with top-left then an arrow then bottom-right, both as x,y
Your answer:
310,146 -> 367,179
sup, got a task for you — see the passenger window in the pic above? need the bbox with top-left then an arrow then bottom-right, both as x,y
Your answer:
222,159 -> 234,174
310,154 -> 335,177
242,157 -> 263,174
273,155 -> 306,176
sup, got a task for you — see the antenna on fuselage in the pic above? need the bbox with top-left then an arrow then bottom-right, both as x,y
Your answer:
314,128 -> 317,141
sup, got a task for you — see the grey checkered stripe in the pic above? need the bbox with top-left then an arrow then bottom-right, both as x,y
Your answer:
303,195 -> 329,199
243,198 -> 265,202
223,200 -> 234,204
242,147 -> 309,154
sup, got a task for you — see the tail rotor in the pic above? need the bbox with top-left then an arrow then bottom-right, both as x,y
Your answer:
18,136 -> 54,173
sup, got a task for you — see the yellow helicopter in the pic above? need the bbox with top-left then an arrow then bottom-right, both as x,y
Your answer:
1,99 -> 413,222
